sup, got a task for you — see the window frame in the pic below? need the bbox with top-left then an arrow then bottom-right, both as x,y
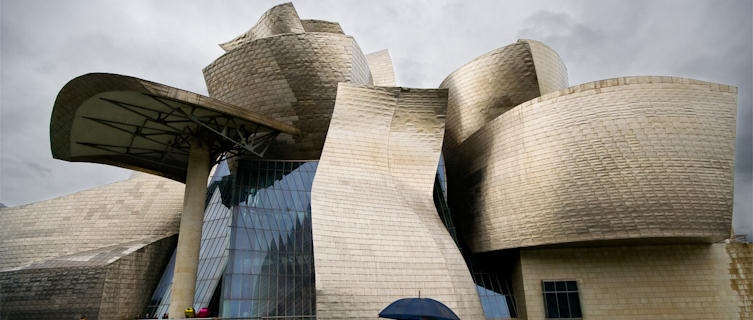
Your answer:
541,279 -> 582,319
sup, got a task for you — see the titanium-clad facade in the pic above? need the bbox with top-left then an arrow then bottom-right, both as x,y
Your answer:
311,83 -> 484,320
0,173 -> 184,319
203,3 -> 373,161
439,40 -> 568,152
449,77 -> 737,252
3,2 -> 747,320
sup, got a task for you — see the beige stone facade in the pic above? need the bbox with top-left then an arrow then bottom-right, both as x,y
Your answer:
311,83 -> 484,320
514,242 -> 752,320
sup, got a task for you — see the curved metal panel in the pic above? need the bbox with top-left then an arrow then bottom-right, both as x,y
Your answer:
440,40 -> 568,152
50,73 -> 298,182
301,19 -> 344,34
204,32 -> 373,160
523,39 -> 569,95
311,83 -> 484,319
0,173 -> 184,271
449,76 -> 737,252
219,3 -> 305,52
366,49 -> 397,86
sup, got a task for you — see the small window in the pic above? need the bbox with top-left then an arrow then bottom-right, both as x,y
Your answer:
542,280 -> 582,319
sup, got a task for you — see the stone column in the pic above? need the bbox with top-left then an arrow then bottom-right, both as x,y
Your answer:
169,137 -> 210,318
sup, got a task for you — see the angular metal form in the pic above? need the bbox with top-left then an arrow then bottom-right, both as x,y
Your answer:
311,83 -> 484,320
440,40 -> 568,152
50,73 -> 299,183
449,76 -> 737,252
0,173 -> 184,319
203,4 -> 373,160
366,49 -> 397,86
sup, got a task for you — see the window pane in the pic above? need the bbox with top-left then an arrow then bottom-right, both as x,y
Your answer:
568,292 -> 582,317
543,281 -> 555,292
567,281 -> 578,291
557,292 -> 571,317
545,293 -> 559,318
555,281 -> 567,291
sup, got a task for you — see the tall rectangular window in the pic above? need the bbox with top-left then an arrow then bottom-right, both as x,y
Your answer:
542,280 -> 582,319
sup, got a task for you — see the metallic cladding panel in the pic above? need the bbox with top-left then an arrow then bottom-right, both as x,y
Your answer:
310,83 -> 484,320
522,39 -> 569,95
0,173 -> 184,272
439,40 -> 568,152
301,19 -> 345,34
204,32 -> 373,160
219,3 -> 305,52
366,49 -> 397,86
449,77 -> 737,252
0,235 -> 176,320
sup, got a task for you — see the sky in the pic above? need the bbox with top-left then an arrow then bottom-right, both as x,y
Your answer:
1,0 -> 751,238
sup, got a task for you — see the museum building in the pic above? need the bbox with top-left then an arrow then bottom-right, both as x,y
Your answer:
0,3 -> 750,320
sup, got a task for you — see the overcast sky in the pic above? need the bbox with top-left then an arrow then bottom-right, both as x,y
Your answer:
1,0 -> 751,238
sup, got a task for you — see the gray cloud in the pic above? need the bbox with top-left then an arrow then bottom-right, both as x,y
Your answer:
1,0 -> 750,238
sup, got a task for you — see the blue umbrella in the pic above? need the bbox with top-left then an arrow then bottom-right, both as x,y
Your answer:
378,297 -> 461,320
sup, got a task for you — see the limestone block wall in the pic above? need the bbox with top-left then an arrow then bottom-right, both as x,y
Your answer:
516,243 -> 752,320
204,33 -> 373,160
0,173 -> 184,271
451,76 -> 737,252
310,83 -> 484,319
366,49 -> 397,86
439,40 -> 568,152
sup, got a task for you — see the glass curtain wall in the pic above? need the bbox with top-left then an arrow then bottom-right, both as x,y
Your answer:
220,160 -> 317,319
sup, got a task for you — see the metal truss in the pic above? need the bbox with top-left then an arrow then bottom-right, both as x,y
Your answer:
76,93 -> 282,167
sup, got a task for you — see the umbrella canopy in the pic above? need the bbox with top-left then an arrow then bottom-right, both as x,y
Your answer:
379,297 -> 461,320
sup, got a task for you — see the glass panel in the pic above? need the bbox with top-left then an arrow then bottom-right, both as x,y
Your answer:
557,292 -> 571,317
566,281 -> 578,291
221,160 -> 317,319
555,281 -> 567,291
568,292 -> 582,317
544,281 -> 555,292
545,292 -> 559,318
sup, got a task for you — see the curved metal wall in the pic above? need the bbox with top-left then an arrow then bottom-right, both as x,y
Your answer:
219,3 -> 305,52
311,83 -> 484,319
448,77 -> 737,252
204,33 -> 373,160
439,40 -> 568,152
0,173 -> 183,271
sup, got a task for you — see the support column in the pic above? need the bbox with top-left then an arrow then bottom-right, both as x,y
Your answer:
169,137 -> 210,318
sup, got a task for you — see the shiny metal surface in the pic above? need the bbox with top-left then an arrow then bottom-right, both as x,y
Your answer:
311,83 -> 484,320
448,76 -> 737,252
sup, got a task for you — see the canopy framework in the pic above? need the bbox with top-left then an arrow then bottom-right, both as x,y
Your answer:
51,73 -> 300,182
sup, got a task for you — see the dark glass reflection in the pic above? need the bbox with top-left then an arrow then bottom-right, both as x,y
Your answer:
542,280 -> 582,319
432,155 -> 517,319
221,160 -> 317,319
